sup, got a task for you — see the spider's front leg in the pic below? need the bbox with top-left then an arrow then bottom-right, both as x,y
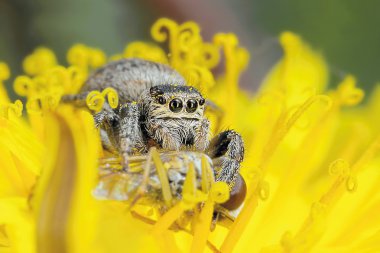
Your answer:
207,130 -> 247,210
63,92 -> 124,156
206,130 -> 244,187
117,103 -> 145,170
94,102 -> 144,170
93,103 -> 120,154
194,118 -> 210,151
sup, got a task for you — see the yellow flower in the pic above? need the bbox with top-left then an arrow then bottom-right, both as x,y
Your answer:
1,18 -> 380,253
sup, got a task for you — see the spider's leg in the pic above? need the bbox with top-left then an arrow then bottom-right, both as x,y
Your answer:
206,130 -> 244,187
117,103 -> 144,171
63,92 -> 121,154
62,91 -> 118,129
62,90 -> 118,130
194,118 -> 210,151
61,92 -> 90,107
91,103 -> 121,156
99,128 -> 119,155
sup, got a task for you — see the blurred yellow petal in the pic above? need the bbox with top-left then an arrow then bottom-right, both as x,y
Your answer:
260,31 -> 328,107
0,198 -> 36,253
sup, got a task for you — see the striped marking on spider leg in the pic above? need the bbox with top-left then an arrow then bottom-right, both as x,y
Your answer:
119,137 -> 131,170
207,130 -> 244,187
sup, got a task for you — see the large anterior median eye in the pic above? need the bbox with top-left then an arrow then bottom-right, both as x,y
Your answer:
186,99 -> 198,113
169,98 -> 183,112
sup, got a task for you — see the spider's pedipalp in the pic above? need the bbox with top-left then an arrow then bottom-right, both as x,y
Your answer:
207,130 -> 244,187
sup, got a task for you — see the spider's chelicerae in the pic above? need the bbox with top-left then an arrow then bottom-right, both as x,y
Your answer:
65,58 -> 246,211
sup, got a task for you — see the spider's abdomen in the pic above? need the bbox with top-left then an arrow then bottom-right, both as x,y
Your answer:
81,58 -> 186,103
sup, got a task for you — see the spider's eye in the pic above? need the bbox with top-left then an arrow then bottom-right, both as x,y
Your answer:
150,86 -> 164,96
169,98 -> 183,113
186,99 -> 198,113
157,96 -> 166,105
199,98 -> 205,106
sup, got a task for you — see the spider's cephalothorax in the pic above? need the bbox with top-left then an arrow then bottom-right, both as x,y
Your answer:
140,85 -> 209,152
64,58 -> 246,211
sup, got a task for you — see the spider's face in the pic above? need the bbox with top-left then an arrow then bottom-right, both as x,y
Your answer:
146,85 -> 205,121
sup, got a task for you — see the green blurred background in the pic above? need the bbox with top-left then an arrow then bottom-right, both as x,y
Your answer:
0,0 -> 379,92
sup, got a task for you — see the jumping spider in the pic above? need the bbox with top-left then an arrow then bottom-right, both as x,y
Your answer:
64,58 -> 246,211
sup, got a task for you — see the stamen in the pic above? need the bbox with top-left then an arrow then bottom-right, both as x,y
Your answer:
46,66 -> 70,91
22,47 -> 57,76
0,62 -> 10,103
258,180 -> 270,201
0,62 -> 10,81
329,159 -> 350,176
101,87 -> 119,109
191,181 -> 228,252
209,182 -> 230,204
182,162 -> 197,205
336,75 -> 364,106
190,198 -> 214,253
14,76 -> 34,97
345,175 -> 358,193
124,41 -> 168,64
151,18 -> 179,66
86,91 -> 105,113
160,232 -> 180,253
222,95 -> 331,253
87,48 -> 106,69
67,44 -> 106,71
281,137 -> 380,252
151,148 -> 173,206
151,202 -> 184,236
67,66 -> 87,93
26,97 -> 44,115
1,100 -> 23,119
67,44 -> 90,69
201,155 -> 214,193
182,66 -> 215,93
260,95 -> 331,171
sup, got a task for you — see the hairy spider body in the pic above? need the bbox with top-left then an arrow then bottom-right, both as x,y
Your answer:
64,58 -> 246,211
